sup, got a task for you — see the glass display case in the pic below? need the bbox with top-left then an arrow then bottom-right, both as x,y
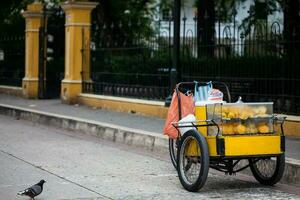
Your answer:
205,102 -> 274,136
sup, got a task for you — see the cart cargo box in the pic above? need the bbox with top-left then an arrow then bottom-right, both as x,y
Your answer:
194,102 -> 284,157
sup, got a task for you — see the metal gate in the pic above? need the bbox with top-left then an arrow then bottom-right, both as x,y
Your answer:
38,4 -> 64,99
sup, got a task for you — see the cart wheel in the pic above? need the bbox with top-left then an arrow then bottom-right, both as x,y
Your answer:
249,154 -> 285,186
177,130 -> 209,192
169,138 -> 178,170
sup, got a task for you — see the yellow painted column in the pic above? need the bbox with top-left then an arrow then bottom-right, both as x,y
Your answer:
22,2 -> 43,99
60,1 -> 98,104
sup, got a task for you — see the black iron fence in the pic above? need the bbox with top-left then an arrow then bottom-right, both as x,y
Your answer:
43,5 -> 65,99
83,72 -> 169,100
0,35 -> 25,86
179,19 -> 300,115
82,16 -> 300,115
83,24 -> 172,100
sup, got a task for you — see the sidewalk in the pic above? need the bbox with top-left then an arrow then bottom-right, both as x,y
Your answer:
0,93 -> 165,133
0,93 -> 299,160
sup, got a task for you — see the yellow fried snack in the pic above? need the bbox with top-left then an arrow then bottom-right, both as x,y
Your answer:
239,110 -> 249,119
222,124 -> 234,135
222,112 -> 227,118
227,111 -> 236,119
235,124 -> 247,134
257,124 -> 270,133
238,106 -> 255,120
254,106 -> 267,116
227,107 -> 239,118
246,123 -> 258,134
222,107 -> 229,113
221,107 -> 229,118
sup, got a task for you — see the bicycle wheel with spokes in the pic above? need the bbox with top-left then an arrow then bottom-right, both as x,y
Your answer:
169,138 -> 178,170
177,130 -> 209,192
249,154 -> 285,186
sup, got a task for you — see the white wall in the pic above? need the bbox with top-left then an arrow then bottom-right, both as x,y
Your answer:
156,0 -> 284,38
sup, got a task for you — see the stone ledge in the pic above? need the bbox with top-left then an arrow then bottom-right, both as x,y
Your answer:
79,93 -> 165,106
0,85 -> 23,97
78,93 -> 168,119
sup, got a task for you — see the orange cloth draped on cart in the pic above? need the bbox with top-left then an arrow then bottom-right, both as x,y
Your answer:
163,91 -> 195,139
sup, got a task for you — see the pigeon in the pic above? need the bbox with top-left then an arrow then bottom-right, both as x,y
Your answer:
17,180 -> 46,199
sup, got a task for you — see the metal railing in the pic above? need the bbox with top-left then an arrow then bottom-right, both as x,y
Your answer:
0,36 -> 25,87
82,16 -> 300,115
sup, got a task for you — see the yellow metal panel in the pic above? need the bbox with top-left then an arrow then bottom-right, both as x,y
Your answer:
224,135 -> 282,156
195,106 -> 208,136
200,135 -> 281,157
206,136 -> 218,156
186,139 -> 200,156
185,136 -> 218,157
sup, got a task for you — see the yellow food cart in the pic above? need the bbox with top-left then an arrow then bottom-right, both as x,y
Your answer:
169,82 -> 285,192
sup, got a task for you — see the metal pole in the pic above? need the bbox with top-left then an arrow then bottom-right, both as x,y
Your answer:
38,3 -> 47,99
173,0 -> 181,84
165,0 -> 181,106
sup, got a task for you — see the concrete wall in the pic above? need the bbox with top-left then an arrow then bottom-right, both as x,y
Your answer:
77,93 -> 168,119
0,85 -> 23,97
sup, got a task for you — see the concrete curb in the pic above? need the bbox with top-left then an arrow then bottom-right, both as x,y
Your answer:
0,103 -> 169,154
0,103 -> 299,186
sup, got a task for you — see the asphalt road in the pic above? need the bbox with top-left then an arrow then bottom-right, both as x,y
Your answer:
0,115 -> 299,200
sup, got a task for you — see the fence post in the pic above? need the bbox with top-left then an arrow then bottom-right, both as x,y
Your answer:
22,2 -> 43,98
60,1 -> 98,104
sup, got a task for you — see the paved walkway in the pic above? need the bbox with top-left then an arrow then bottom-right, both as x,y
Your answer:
0,93 -> 299,160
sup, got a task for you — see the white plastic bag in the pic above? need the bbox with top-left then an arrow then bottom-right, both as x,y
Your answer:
178,114 -> 197,135
208,89 -> 223,101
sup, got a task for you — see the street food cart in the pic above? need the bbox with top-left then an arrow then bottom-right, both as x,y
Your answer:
168,82 -> 285,192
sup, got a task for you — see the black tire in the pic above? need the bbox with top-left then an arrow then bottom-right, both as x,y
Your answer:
249,154 -> 285,186
169,138 -> 178,170
177,130 -> 209,192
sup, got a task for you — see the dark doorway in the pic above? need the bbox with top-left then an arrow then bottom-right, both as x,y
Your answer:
39,5 -> 64,99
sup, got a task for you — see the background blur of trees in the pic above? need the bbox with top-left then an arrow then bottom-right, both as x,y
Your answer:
196,0 -> 300,44
0,0 -> 32,35
1,0 -> 299,44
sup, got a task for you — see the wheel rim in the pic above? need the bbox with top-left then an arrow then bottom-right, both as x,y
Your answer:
252,157 -> 277,179
179,136 -> 201,185
171,139 -> 177,162
169,139 -> 178,168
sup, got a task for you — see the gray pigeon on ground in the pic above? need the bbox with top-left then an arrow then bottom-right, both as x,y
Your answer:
17,180 -> 46,199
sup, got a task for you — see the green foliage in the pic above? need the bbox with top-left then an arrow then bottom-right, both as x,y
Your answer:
92,0 -> 160,44
0,0 -> 34,35
92,47 -> 170,74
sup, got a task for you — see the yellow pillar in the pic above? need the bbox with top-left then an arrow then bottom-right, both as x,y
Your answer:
60,1 -> 98,104
22,2 -> 43,99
